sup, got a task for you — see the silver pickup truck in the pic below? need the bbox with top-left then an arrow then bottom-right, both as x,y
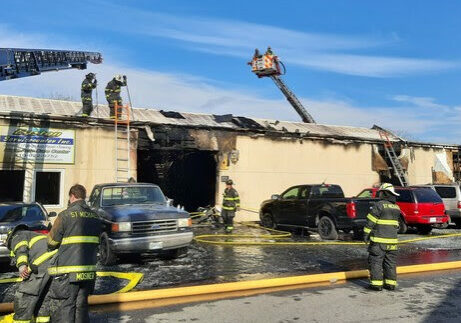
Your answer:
88,183 -> 193,265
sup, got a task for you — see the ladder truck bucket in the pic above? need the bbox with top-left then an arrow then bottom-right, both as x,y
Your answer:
248,49 -> 282,78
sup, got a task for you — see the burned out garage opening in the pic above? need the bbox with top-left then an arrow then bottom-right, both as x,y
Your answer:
137,149 -> 217,212
0,170 -> 25,202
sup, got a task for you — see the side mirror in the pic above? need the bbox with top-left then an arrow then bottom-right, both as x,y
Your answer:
48,212 -> 57,218
271,194 -> 280,200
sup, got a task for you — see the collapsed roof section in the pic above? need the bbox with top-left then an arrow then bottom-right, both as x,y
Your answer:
0,95 -> 456,148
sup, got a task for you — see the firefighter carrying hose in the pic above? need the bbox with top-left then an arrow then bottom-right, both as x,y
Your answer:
47,184 -> 102,323
105,74 -> 127,119
364,183 -> 400,291
5,225 -> 56,323
221,179 -> 240,233
81,72 -> 97,117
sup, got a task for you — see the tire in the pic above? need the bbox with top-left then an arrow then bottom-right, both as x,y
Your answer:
161,247 -> 188,260
317,216 -> 338,240
353,229 -> 363,240
99,232 -> 117,266
453,219 -> 461,229
417,225 -> 433,235
261,212 -> 277,229
398,216 -> 408,234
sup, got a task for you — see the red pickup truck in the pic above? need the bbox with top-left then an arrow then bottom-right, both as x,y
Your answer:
357,186 -> 448,234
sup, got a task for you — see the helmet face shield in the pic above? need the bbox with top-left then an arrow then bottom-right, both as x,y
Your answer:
378,183 -> 400,196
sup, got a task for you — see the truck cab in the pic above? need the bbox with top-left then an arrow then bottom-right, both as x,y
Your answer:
88,183 -> 193,265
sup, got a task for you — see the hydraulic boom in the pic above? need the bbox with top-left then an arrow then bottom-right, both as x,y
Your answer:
0,48 -> 102,81
248,47 -> 316,124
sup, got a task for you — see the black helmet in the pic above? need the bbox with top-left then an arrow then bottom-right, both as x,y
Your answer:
5,225 -> 28,250
86,72 -> 95,79
226,179 -> 234,185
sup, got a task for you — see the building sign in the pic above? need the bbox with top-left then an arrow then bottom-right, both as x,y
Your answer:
0,127 -> 75,164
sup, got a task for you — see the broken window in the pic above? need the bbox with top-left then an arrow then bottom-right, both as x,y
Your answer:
34,171 -> 61,205
0,170 -> 25,202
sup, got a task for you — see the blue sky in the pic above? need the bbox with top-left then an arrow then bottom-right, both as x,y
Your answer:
1,0 -> 461,143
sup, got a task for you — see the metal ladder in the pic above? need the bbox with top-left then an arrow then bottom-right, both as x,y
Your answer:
269,75 -> 316,123
114,102 -> 131,182
379,130 -> 409,187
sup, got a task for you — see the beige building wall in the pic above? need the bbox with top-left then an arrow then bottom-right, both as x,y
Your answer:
407,147 -> 453,185
0,121 -> 137,213
217,136 -> 380,221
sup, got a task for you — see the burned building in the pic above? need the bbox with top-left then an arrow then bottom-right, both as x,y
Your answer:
0,95 -> 458,220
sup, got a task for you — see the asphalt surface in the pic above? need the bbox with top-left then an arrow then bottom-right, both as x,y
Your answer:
90,269 -> 461,322
1,224 -> 461,303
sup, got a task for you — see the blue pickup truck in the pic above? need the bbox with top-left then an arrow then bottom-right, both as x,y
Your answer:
88,183 -> 193,265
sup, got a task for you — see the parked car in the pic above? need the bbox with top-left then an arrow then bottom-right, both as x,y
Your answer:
0,202 -> 55,262
356,186 -> 448,234
259,184 -> 379,240
418,184 -> 461,227
88,183 -> 193,265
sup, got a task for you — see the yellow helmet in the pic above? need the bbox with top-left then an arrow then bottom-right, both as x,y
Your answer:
378,183 -> 400,196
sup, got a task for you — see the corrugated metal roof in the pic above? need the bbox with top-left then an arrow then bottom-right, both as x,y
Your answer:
0,94 -> 411,143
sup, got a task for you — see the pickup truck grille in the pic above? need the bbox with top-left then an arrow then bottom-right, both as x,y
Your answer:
132,219 -> 178,234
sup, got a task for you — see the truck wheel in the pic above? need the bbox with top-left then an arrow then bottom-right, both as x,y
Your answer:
417,225 -> 432,235
318,216 -> 338,240
99,233 -> 117,266
161,247 -> 188,260
453,219 -> 461,228
398,216 -> 408,234
261,213 -> 277,229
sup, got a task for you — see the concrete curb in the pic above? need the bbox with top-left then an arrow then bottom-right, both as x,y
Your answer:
1,260 -> 461,312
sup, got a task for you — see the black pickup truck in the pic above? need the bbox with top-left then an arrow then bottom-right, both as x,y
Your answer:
259,184 -> 379,240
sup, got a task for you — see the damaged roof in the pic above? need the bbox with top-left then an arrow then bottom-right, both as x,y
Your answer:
0,95 -> 454,147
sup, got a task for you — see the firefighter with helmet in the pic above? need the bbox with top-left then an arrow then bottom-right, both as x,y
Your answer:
5,225 -> 56,323
221,179 -> 240,233
81,72 -> 97,117
364,183 -> 401,291
105,74 -> 127,119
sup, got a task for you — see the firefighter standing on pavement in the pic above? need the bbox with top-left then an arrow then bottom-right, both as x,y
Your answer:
221,179 -> 240,233
105,74 -> 127,119
81,73 -> 97,117
364,183 -> 400,291
47,184 -> 102,323
5,225 -> 56,323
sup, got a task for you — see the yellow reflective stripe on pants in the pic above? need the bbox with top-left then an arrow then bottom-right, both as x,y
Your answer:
370,236 -> 398,244
61,236 -> 99,245
16,255 -> 28,265
13,240 -> 28,252
29,235 -> 46,248
370,280 -> 383,286
385,279 -> 397,286
363,227 -> 371,234
35,316 -> 51,323
222,206 -> 235,210
48,265 -> 97,275
13,319 -> 31,323
367,214 -> 378,223
32,249 -> 58,266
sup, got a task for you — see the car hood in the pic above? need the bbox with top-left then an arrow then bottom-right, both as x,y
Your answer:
101,204 -> 189,222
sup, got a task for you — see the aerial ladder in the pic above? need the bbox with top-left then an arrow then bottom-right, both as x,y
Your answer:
0,47 -> 103,199
248,47 -> 316,123
0,48 -> 102,81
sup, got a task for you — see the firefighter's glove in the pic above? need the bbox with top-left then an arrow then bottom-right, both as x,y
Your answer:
123,75 -> 127,81
363,234 -> 370,244
19,265 -> 30,279
94,79 -> 98,85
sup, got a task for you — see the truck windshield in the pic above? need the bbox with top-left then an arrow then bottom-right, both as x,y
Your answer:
311,185 -> 344,198
102,186 -> 166,206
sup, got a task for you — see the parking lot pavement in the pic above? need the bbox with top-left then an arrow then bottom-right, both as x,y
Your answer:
91,269 -> 461,323
1,225 -> 461,302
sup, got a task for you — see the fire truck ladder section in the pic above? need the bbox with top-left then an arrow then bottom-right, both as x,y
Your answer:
249,47 -> 316,124
0,48 -> 102,81
114,102 -> 131,183
379,130 -> 409,187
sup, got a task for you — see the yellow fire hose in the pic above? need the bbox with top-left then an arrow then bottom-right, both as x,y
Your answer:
194,221 -> 461,246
